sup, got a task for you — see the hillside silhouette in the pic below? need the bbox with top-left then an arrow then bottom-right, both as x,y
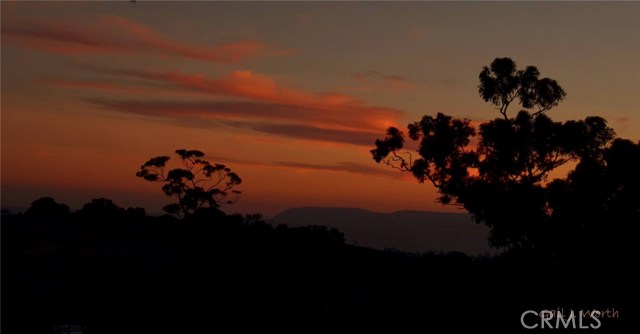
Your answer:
273,207 -> 492,255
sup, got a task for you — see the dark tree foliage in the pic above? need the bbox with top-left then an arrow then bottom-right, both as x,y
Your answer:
76,198 -> 146,221
24,197 -> 70,219
478,57 -> 566,119
372,58 -> 637,260
546,138 -> 640,261
136,149 -> 242,217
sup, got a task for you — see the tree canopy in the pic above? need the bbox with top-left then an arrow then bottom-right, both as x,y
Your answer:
136,149 -> 242,217
24,197 -> 70,219
478,57 -> 566,119
371,57 -> 638,261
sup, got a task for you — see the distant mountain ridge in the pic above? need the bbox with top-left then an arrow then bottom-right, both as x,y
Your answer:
272,207 -> 493,256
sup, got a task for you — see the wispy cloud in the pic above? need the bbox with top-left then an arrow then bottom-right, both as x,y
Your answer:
204,155 -> 402,179
271,161 -> 402,178
382,75 -> 417,92
46,79 -> 160,95
10,10 -> 407,147
78,66 -> 401,121
351,70 -> 381,82
90,99 -> 396,133
2,15 -> 294,63
350,70 -> 417,93
245,123 -> 381,146
90,99 -> 384,146
65,65 -> 405,145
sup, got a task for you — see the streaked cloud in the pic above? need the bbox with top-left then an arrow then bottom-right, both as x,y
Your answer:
271,161 -> 402,178
90,99 -> 384,146
90,99 -> 397,134
78,66 -> 401,121
246,123 -> 380,146
46,79 -> 161,95
55,65 -> 406,145
2,15 -> 294,63
351,70 -> 381,82
204,155 -> 402,179
350,70 -> 417,93
382,75 -> 417,92
3,9 -> 408,148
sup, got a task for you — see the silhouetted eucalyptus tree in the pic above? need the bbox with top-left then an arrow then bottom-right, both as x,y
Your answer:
478,57 -> 566,119
136,149 -> 242,217
371,58 -> 637,260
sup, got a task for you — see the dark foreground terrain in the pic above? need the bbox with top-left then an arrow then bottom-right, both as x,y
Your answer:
2,210 -> 635,333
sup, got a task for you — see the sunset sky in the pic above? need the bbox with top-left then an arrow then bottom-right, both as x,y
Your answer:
2,1 -> 638,217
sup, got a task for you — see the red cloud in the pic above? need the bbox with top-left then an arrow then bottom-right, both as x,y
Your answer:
75,66 -> 405,132
91,100 -> 370,130
90,99 -> 398,147
237,122 -> 383,146
2,15 -> 294,63
203,155 -> 403,179
269,161 -> 403,178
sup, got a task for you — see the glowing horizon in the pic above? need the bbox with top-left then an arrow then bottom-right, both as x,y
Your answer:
2,1 -> 638,217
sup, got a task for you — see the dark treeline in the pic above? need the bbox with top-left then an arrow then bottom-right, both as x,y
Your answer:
2,197 -> 635,333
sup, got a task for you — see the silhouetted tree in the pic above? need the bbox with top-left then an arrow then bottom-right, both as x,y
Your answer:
76,198 -> 146,221
77,198 -> 122,218
546,138 -> 639,261
136,149 -> 242,217
371,57 -> 636,260
24,197 -> 70,219
478,57 -> 566,119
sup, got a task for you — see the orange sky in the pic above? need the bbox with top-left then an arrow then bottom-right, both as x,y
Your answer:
2,2 -> 638,217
